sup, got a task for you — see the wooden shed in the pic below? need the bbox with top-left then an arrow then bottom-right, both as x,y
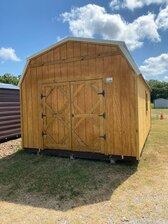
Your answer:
154,98 -> 168,108
19,37 -> 151,161
0,83 -> 20,140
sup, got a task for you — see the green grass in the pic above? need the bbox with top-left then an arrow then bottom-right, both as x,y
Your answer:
0,150 -> 136,209
138,109 -> 168,172
151,108 -> 168,120
0,109 -> 167,213
150,109 -> 168,144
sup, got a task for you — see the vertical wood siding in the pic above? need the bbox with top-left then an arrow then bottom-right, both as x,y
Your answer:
137,76 -> 151,158
21,40 -> 147,158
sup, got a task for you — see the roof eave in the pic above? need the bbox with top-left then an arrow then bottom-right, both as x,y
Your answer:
119,42 -> 141,75
138,74 -> 152,92
18,60 -> 29,87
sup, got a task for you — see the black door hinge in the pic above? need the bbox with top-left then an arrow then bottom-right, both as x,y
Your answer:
42,131 -> 47,136
41,94 -> 46,99
41,113 -> 46,118
99,134 -> 106,140
98,112 -> 106,118
97,90 -> 105,96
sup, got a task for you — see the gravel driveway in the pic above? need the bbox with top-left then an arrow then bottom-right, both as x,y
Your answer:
0,138 -> 21,158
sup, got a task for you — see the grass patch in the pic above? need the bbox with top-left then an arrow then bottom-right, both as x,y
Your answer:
0,150 -> 136,209
0,109 -> 167,217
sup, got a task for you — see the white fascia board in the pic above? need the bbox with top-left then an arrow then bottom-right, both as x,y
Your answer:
138,74 -> 151,91
27,37 -> 70,60
118,42 -> 141,75
18,60 -> 29,86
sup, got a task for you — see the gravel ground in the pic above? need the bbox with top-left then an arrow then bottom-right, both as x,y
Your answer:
0,138 -> 21,158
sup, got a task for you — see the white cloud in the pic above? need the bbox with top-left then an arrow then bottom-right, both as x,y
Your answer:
156,5 -> 168,30
61,4 -> 160,51
125,13 -> 160,49
164,76 -> 168,81
140,53 -> 168,76
109,0 -> 121,10
0,47 -> 20,62
109,0 -> 168,10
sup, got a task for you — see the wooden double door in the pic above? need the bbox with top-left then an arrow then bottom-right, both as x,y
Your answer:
41,79 -> 105,154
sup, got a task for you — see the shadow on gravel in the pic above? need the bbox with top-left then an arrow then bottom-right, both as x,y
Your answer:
0,150 -> 137,211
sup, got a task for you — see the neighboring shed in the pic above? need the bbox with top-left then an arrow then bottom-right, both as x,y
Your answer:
0,83 -> 21,140
19,37 -> 151,161
154,98 -> 168,108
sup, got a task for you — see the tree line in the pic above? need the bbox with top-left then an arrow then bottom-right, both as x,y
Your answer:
147,80 -> 168,102
0,73 -> 168,102
0,74 -> 21,86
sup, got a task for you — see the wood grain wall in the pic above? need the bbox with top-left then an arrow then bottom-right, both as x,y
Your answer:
137,75 -> 151,159
20,40 -> 145,158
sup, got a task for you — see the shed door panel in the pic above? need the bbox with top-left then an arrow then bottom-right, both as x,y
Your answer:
71,80 -> 105,153
41,83 -> 71,149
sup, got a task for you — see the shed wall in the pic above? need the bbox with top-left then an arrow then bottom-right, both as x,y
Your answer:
21,41 -> 137,157
0,88 -> 20,140
154,98 -> 168,108
137,76 -> 151,158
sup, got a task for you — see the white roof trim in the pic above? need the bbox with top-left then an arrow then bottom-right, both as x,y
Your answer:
0,83 -> 19,89
18,37 -> 141,86
19,60 -> 29,86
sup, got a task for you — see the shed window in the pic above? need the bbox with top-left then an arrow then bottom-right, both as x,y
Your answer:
145,92 -> 148,112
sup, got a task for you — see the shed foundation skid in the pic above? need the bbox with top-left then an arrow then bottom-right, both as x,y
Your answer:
25,148 -> 137,162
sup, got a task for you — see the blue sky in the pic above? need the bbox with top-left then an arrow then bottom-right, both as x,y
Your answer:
0,0 -> 168,81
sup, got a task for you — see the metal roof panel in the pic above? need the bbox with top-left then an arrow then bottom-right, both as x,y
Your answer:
0,83 -> 19,90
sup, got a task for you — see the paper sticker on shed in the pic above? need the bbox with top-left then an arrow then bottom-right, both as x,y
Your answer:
106,77 -> 113,83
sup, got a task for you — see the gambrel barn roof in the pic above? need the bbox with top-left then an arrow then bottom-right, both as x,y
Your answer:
19,37 -> 143,86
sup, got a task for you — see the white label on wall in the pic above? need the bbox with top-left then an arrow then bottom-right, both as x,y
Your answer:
106,77 -> 113,83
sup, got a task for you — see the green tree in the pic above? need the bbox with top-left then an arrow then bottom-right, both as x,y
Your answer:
0,73 -> 20,85
147,80 -> 168,102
